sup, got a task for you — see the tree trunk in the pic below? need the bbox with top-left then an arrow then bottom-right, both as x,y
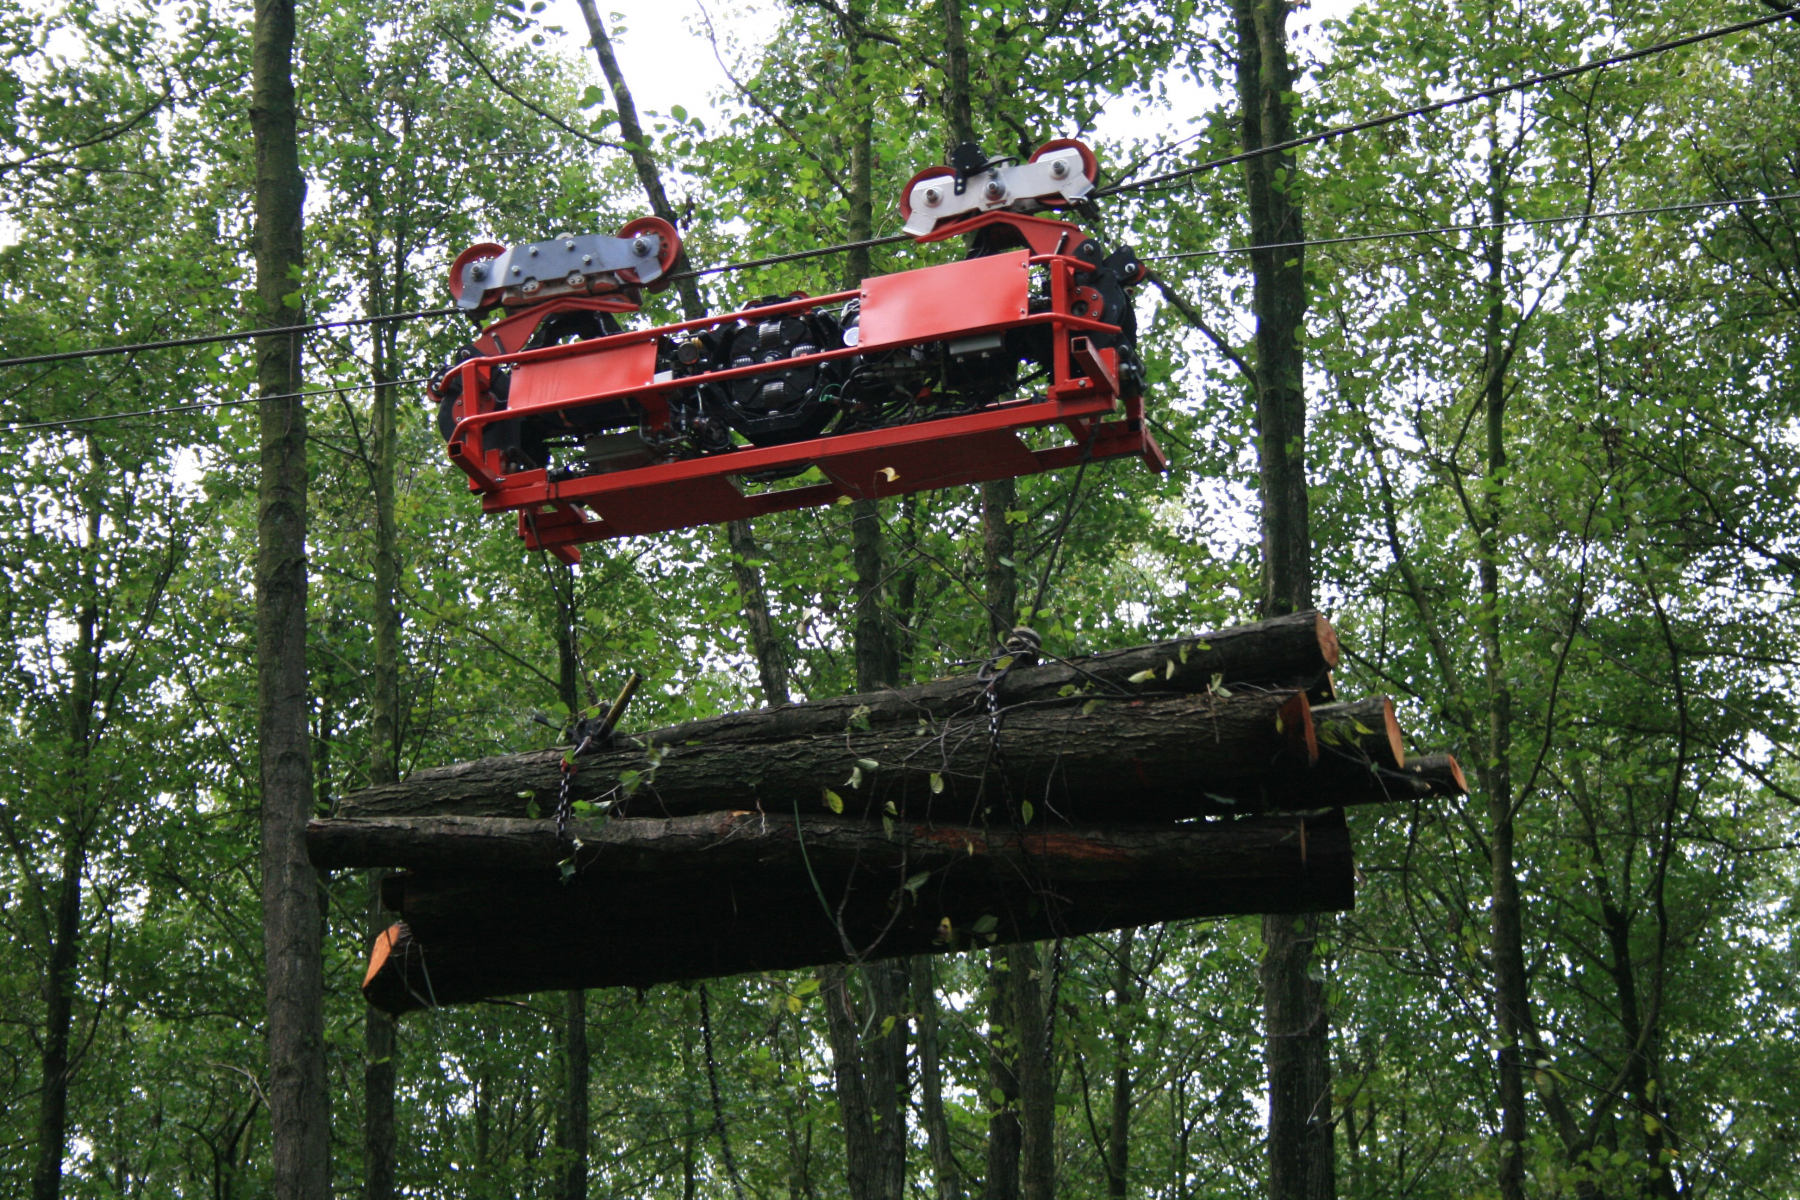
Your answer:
571,0 -> 706,322
940,0 -> 975,149
352,810 -> 1355,1012
1234,1 -> 1332,1197
1478,123 -> 1528,1200
31,509 -> 98,1200
985,950 -> 1022,1200
912,957 -> 965,1200
1105,928 -> 1135,1200
362,226 -> 402,1200
573,0 -> 792,710
726,518 -> 790,703
559,990 -> 590,1200
1012,942 -> 1054,1200
252,0 -> 328,1194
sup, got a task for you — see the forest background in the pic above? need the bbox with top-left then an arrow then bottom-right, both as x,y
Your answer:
2,0 -> 1798,1196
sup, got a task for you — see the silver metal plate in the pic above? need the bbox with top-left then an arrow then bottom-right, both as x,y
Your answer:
902,148 -> 1093,236
458,231 -> 666,309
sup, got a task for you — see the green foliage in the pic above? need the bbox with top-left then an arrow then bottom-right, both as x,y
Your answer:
0,0 -> 1796,1196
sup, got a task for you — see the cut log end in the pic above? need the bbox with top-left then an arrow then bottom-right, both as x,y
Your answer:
363,923 -> 405,991
1406,753 -> 1468,796
1313,611 -> 1341,671
1278,692 -> 1317,764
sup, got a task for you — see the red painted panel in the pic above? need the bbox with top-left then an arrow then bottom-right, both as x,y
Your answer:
857,251 -> 1030,349
507,338 -> 657,410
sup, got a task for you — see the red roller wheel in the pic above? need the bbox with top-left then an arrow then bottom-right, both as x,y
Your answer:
448,241 -> 506,305
1029,138 -> 1099,184
898,165 -> 957,221
615,216 -> 682,285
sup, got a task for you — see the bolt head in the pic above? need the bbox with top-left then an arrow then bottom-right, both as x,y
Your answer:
528,245 -> 539,256
923,186 -> 943,207
983,180 -> 1006,202
469,263 -> 489,281
510,265 -> 522,275
1049,158 -> 1070,180
582,254 -> 593,266
632,237 -> 652,257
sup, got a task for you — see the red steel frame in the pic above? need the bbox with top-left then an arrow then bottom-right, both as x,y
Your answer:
443,213 -> 1166,562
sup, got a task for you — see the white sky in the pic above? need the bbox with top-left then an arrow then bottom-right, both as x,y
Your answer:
545,0 -> 1360,158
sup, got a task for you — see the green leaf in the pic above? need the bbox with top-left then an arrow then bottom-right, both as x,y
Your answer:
793,978 -> 820,996
846,765 -> 863,790
930,772 -> 944,794
1081,698 -> 1101,715
671,103 -> 687,122
902,870 -> 930,893
823,788 -> 843,814
1127,669 -> 1156,684
855,758 -> 879,771
971,913 -> 999,934
1021,800 -> 1035,825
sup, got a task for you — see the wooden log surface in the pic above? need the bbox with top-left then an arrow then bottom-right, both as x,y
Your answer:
358,809 -> 1354,1014
337,685 -> 1320,825
338,612 -> 1338,824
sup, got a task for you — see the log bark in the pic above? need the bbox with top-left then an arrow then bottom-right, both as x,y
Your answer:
338,683 -> 1319,825
337,613 -> 1335,813
355,810 -> 1352,1013
1312,697 -> 1403,770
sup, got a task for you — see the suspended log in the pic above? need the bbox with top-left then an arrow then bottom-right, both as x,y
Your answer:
355,809 -> 1354,1014
336,685 -> 1319,824
337,611 -> 1338,824
1312,697 -> 1404,770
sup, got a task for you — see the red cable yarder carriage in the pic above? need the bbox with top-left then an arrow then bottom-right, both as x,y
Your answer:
428,140 -> 1166,562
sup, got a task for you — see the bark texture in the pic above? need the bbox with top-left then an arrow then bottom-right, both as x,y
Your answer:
335,614 -> 1340,823
30,526 -> 97,1200
337,685 -> 1317,824
252,0 -> 328,1194
1235,0 -> 1333,1195
354,810 -> 1354,1013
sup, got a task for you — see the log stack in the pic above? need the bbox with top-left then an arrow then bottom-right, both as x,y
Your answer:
311,612 -> 1465,1014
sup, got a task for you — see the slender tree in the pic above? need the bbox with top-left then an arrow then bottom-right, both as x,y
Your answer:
251,0 -> 329,1195
1233,2 -> 1332,1198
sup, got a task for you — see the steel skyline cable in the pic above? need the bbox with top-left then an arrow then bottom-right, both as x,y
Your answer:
1143,192 -> 1800,262
0,309 -> 459,371
1096,6 -> 1800,198
3,376 -> 430,434
4,7 -> 1793,372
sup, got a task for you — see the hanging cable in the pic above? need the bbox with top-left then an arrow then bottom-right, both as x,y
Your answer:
1096,7 -> 1800,198
2,376 -> 431,435
0,308 -> 459,371
1144,192 -> 1800,262
9,7 -> 1794,374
